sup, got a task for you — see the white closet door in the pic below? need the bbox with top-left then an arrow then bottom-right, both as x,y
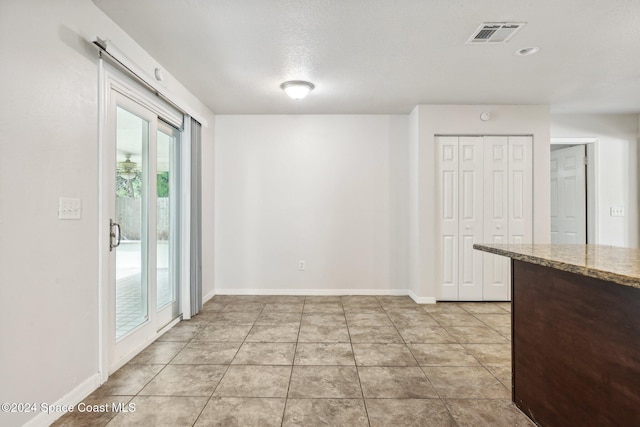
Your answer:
438,136 -> 459,300
482,136 -> 510,300
508,136 -> 533,246
458,137 -> 483,301
437,135 -> 532,302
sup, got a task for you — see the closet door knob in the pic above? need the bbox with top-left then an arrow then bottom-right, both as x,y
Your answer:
496,225 -> 502,230
465,225 -> 471,230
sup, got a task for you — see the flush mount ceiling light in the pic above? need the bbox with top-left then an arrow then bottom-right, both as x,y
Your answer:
515,47 -> 539,56
280,80 -> 315,100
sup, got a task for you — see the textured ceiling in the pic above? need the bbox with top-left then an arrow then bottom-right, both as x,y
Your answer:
93,0 -> 640,114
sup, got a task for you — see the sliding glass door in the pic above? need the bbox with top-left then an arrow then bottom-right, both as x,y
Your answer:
113,104 -> 149,340
155,121 -> 180,326
108,90 -> 181,368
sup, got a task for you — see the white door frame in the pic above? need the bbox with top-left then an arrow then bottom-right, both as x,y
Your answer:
98,60 -> 190,381
550,137 -> 598,244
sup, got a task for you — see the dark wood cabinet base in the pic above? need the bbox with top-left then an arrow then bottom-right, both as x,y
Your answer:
512,260 -> 640,426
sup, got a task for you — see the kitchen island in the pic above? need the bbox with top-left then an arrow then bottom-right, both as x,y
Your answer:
473,244 -> 640,427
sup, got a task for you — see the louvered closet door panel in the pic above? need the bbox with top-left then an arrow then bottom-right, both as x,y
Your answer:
482,137 -> 510,301
458,137 -> 483,301
437,136 -> 459,300
508,137 -> 533,247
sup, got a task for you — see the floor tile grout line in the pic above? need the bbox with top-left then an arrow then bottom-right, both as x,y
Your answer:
279,297 -> 305,426
433,303 -> 512,395
465,307 -> 511,333
380,297 -> 461,426
191,303 -> 265,426
397,315 -> 449,401
416,363 -> 460,425
188,304 -> 230,426
120,339 -> 192,410
376,296 -> 410,347
127,350 -> 181,405
344,298 -> 372,427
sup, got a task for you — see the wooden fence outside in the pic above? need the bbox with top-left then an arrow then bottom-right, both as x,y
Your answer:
115,197 -> 170,240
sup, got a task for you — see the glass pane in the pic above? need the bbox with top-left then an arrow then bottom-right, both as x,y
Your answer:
115,106 -> 149,340
156,126 -> 177,309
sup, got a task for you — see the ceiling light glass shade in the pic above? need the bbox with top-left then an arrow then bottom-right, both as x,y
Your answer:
280,80 -> 315,99
117,157 -> 138,180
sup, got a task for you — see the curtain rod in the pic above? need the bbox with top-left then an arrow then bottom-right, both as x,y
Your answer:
92,37 -> 208,127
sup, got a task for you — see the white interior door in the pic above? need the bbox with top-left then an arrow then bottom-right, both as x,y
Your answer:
458,137 -> 483,301
438,136 -> 459,300
482,137 -> 510,300
550,145 -> 587,244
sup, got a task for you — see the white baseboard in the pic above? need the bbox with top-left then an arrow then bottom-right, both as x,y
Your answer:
23,373 -> 102,427
213,287 -> 439,303
214,288 -> 408,296
27,315 -> 185,426
408,290 -> 436,304
203,289 -> 216,303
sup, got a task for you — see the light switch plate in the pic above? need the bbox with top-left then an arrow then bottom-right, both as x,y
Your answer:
610,206 -> 624,217
59,197 -> 82,220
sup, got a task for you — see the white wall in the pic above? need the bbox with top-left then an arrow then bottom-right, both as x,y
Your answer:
215,107 -> 551,303
388,116 -> 411,293
214,115 -> 409,295
551,114 -> 639,247
411,105 -> 551,301
0,1 -> 214,426
408,108 -> 420,299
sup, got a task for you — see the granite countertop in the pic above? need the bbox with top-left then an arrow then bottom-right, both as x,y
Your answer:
473,243 -> 640,289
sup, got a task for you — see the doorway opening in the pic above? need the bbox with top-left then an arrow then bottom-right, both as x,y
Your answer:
550,138 -> 598,244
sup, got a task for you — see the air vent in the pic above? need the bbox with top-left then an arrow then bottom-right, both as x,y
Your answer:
466,22 -> 526,44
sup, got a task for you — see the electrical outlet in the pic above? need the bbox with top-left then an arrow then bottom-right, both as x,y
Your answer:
298,260 -> 305,271
610,207 -> 625,217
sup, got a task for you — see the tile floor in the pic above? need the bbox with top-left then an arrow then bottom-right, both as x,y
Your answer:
54,296 -> 534,426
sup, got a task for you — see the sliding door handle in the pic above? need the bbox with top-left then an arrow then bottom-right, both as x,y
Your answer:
110,219 -> 122,251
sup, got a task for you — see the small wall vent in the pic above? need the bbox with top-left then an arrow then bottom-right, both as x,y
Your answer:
466,22 -> 526,44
